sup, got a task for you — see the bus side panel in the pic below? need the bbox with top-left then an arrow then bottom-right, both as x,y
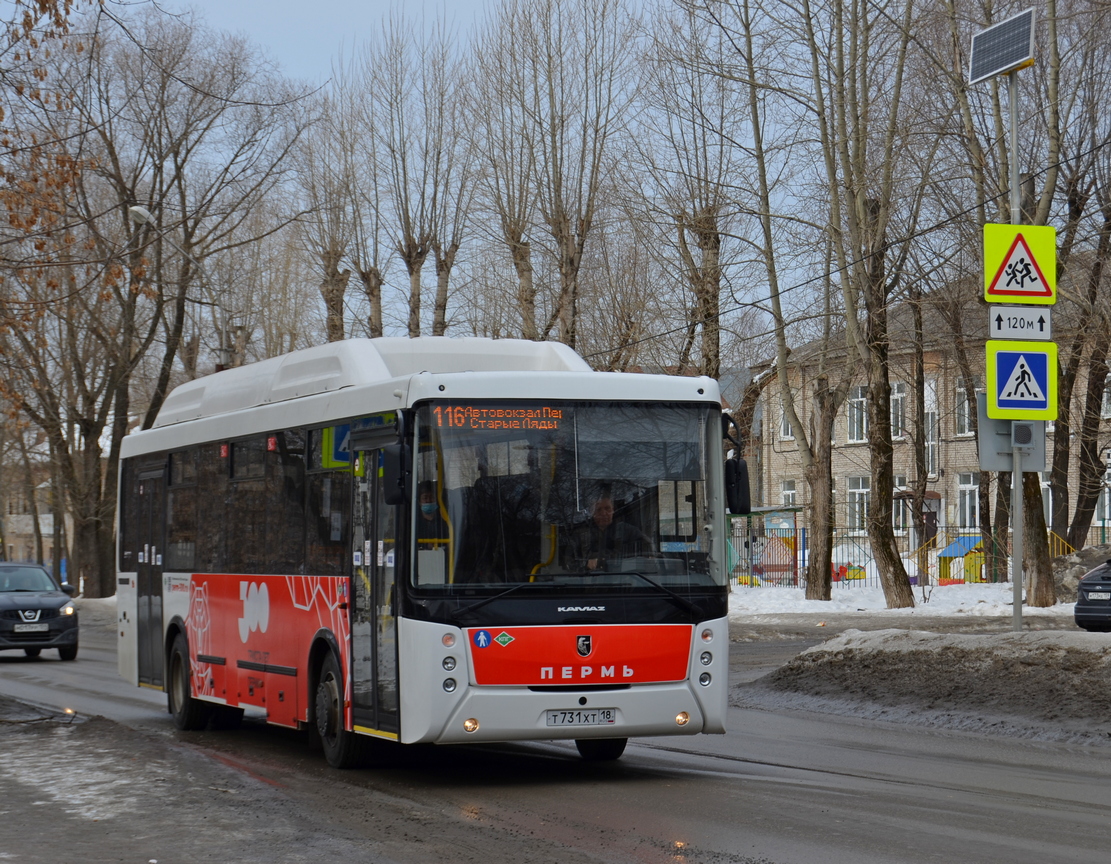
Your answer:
117,575 -> 138,686
397,617 -> 469,744
687,616 -> 729,734
185,574 -> 349,729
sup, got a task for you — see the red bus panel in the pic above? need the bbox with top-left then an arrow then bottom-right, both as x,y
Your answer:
466,624 -> 692,686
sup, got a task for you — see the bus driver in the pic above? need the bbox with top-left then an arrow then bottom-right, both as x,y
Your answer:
568,494 -> 651,572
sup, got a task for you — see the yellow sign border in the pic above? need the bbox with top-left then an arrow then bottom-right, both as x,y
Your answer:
983,224 -> 1056,306
986,339 -> 1058,420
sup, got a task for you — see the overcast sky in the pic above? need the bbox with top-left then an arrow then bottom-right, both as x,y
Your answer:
160,0 -> 488,84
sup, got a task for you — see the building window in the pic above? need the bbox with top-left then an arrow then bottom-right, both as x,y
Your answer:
780,405 -> 794,440
925,379 -> 939,477
958,472 -> 980,529
892,475 -> 908,532
781,479 -> 797,507
1098,469 -> 1111,524
890,381 -> 907,438
848,476 -> 869,532
955,376 -> 980,436
847,386 -> 868,443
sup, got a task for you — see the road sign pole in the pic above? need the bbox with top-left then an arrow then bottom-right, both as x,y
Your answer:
1009,71 -> 1020,225
1012,443 -> 1023,631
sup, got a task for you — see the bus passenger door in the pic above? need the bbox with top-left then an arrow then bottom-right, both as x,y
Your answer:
351,450 -> 399,735
136,468 -> 165,687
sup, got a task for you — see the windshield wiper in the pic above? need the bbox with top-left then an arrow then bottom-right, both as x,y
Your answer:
453,581 -> 540,620
612,570 -> 700,616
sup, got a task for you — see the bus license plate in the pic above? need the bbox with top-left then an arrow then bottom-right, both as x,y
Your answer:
546,708 -> 616,727
14,623 -> 49,633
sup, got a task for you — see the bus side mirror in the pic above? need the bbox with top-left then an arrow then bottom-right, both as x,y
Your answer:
725,457 -> 750,515
382,443 -> 410,506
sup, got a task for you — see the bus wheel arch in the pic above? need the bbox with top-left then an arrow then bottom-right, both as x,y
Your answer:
307,633 -> 361,769
168,630 -> 211,731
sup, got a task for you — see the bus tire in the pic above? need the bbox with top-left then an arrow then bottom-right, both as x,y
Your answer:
23,647 -> 41,658
575,737 -> 628,761
314,651 -> 362,769
168,633 -> 211,731
58,645 -> 77,661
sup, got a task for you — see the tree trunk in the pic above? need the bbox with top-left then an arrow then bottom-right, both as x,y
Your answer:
432,241 -> 458,337
319,246 -> 350,343
1023,471 -> 1056,607
804,382 -> 840,600
508,235 -> 538,340
357,266 -> 384,338
1068,347 -> 1110,549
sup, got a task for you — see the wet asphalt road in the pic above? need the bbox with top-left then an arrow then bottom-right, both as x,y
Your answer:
2,602 -> 1110,864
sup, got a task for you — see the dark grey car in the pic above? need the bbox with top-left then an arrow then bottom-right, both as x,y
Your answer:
1074,559 -> 1111,633
0,563 -> 79,660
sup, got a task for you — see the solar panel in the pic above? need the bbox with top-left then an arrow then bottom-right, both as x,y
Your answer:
969,9 -> 1036,85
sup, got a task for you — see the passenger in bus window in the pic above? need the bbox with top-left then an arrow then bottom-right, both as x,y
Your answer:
417,480 -> 450,547
568,494 -> 651,571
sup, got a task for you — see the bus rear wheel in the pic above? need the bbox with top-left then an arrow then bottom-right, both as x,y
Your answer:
314,651 -> 362,769
168,633 -> 211,731
575,737 -> 628,761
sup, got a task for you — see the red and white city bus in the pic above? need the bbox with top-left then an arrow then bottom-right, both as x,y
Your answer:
117,337 -> 749,767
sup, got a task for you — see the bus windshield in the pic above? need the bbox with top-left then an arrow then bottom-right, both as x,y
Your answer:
411,400 -> 726,591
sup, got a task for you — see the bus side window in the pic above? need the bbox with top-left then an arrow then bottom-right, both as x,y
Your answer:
267,430 -> 306,574
306,470 -> 351,576
196,443 -> 228,573
118,460 -> 138,572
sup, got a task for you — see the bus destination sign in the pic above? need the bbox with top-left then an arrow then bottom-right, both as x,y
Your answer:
433,404 -> 563,431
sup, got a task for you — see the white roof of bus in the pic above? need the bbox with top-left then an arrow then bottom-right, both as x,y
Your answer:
153,337 -> 592,428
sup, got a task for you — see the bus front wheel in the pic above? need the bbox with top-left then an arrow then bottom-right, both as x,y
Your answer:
168,633 -> 211,731
314,651 -> 362,769
575,737 -> 628,761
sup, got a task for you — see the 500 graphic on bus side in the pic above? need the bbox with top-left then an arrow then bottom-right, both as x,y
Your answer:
545,708 -> 616,726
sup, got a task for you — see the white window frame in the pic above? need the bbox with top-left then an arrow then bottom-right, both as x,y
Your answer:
958,472 -> 980,529
780,404 -> 794,440
890,381 -> 907,439
847,386 -> 868,443
925,379 -> 939,478
847,476 -> 870,533
781,479 -> 797,507
892,475 -> 908,533
954,376 -> 980,437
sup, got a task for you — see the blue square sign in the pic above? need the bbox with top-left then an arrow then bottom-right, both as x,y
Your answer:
986,340 -> 1058,420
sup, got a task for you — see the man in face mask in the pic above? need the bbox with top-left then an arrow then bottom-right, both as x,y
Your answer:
417,480 -> 449,546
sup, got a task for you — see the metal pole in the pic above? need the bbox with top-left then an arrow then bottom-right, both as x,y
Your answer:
1008,69 -> 1023,631
1009,72 -> 1021,224
1012,446 -> 1023,631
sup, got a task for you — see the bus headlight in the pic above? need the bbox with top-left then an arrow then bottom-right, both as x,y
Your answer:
700,628 -> 713,643
443,678 -> 457,692
442,656 -> 456,671
442,633 -> 456,648
699,651 -> 712,666
463,718 -> 479,733
698,672 -> 711,686
675,712 -> 690,726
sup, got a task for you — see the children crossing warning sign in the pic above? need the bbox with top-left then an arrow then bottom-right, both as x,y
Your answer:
986,340 -> 1058,420
983,224 -> 1056,305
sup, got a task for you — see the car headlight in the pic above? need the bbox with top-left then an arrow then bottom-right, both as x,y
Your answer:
61,603 -> 76,616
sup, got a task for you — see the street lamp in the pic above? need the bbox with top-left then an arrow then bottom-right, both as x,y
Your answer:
127,205 -> 232,371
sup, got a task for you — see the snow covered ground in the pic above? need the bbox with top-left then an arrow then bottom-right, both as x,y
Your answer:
729,580 -> 1075,622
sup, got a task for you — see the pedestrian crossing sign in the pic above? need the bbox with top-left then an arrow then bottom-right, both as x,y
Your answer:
983,224 -> 1056,305
986,340 -> 1058,420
